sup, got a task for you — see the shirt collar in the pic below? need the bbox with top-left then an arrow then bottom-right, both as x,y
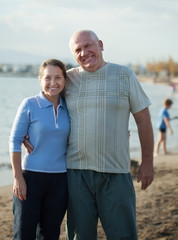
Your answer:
36,91 -> 66,109
78,62 -> 109,74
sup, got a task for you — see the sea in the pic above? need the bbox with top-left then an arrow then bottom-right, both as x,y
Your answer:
0,76 -> 178,186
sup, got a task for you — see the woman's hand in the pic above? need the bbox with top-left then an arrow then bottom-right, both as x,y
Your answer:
13,176 -> 27,201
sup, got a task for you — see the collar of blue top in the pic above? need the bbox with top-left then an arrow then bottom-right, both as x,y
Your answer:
36,91 -> 66,109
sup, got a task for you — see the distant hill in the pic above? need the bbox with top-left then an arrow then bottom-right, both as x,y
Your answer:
0,49 -> 75,65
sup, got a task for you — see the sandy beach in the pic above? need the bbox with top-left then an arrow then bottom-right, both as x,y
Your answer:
0,153 -> 178,240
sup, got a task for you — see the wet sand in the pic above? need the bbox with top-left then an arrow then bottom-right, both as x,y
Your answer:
0,153 -> 178,240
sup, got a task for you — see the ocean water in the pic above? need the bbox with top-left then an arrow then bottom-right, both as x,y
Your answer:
0,77 -> 178,186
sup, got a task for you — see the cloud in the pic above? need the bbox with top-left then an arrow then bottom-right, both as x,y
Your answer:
1,0 -> 177,32
0,0 -> 178,64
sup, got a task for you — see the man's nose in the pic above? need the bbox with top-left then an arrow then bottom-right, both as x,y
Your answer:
81,48 -> 87,56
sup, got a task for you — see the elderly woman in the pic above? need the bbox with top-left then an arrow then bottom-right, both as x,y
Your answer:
9,59 -> 70,240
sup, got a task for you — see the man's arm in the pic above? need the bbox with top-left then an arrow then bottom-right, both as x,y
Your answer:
133,107 -> 154,190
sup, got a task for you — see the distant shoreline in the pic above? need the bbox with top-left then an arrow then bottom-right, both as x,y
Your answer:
0,72 -> 38,78
138,76 -> 178,92
1,72 -> 178,82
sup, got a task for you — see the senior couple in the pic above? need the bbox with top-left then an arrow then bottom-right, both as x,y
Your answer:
10,30 -> 154,240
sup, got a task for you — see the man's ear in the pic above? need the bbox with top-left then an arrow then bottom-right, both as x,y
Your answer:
99,40 -> 104,51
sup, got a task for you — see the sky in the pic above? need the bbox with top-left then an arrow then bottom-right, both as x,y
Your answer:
0,0 -> 178,65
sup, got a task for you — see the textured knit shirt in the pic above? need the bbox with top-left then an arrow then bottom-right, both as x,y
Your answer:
9,91 -> 70,173
65,62 -> 151,173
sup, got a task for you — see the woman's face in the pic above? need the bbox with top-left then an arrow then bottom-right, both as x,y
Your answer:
39,65 -> 65,100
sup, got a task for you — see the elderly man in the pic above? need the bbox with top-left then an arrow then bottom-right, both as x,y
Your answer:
25,30 -> 154,240
65,30 -> 154,240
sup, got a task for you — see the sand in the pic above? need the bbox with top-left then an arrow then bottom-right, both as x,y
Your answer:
0,153 -> 178,240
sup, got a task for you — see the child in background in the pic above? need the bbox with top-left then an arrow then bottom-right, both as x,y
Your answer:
155,99 -> 173,156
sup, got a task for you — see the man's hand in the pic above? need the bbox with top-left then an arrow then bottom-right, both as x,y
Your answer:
23,134 -> 33,154
137,161 -> 154,190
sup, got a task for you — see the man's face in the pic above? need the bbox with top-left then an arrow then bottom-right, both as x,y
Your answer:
70,32 -> 105,72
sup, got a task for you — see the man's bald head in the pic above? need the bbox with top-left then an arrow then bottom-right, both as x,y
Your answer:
69,30 -> 99,52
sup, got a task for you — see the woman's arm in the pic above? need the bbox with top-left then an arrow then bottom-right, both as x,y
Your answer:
9,99 -> 31,200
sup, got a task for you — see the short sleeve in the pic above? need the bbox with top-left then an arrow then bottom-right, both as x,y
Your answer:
129,72 -> 151,114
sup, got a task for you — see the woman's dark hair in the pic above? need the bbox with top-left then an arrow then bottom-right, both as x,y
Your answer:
38,59 -> 67,79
